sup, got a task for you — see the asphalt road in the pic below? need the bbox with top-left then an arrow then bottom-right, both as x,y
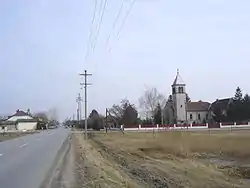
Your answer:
0,127 -> 70,188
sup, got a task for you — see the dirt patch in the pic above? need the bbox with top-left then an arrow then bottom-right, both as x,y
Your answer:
91,138 -> 171,187
204,157 -> 250,180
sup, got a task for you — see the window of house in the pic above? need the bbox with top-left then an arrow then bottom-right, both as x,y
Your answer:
198,113 -> 201,120
190,114 -> 193,120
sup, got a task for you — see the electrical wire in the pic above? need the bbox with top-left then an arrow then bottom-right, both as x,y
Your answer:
104,2 -> 124,47
116,0 -> 136,39
84,0 -> 98,63
108,0 -> 136,53
92,0 -> 108,52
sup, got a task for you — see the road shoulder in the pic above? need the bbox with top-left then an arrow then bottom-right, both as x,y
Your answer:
39,134 -> 75,188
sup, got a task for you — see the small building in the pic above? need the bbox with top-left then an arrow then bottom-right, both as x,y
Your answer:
1,109 -> 38,131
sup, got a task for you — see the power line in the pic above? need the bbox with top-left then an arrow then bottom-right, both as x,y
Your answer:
84,0 -> 98,63
104,2 -> 124,47
108,0 -> 136,53
116,0 -> 136,39
92,0 -> 108,52
76,93 -> 82,123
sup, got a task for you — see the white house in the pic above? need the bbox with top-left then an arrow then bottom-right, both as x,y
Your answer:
1,109 -> 38,131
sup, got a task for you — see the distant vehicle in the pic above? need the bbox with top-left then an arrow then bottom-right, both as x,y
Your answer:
48,125 -> 58,129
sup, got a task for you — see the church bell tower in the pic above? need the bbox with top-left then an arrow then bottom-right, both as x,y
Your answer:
172,69 -> 186,124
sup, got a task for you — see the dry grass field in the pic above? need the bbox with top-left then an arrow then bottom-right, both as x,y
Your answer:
73,130 -> 250,188
0,131 -> 36,142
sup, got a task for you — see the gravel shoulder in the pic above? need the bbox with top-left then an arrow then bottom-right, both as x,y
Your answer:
40,135 -> 75,188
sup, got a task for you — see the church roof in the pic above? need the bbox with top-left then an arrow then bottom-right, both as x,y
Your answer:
186,101 -> 210,112
172,69 -> 185,86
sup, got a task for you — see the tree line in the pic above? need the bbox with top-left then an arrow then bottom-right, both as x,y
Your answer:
66,87 -> 174,129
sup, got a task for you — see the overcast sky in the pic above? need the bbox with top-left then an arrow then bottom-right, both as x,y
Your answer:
0,0 -> 250,120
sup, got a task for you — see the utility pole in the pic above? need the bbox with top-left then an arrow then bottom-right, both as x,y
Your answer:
105,108 -> 108,133
76,93 -> 82,126
105,108 -> 108,127
79,70 -> 92,139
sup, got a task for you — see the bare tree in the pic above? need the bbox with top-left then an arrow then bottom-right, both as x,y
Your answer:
109,104 -> 124,120
109,99 -> 138,126
139,87 -> 166,124
33,112 -> 49,123
47,108 -> 58,121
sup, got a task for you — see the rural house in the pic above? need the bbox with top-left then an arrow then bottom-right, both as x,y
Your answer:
208,98 -> 234,123
0,109 -> 39,131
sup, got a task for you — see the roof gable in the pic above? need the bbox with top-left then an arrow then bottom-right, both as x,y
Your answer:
186,101 -> 210,112
209,98 -> 233,111
13,110 -> 30,117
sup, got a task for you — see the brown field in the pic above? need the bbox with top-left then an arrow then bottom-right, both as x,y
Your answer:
73,130 -> 250,188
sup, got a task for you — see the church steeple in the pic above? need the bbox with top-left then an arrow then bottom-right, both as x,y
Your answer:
172,69 -> 185,86
171,69 -> 187,124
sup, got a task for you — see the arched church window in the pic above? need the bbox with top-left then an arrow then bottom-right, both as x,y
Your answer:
172,87 -> 176,94
190,114 -> 193,120
198,113 -> 201,120
178,87 -> 184,93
